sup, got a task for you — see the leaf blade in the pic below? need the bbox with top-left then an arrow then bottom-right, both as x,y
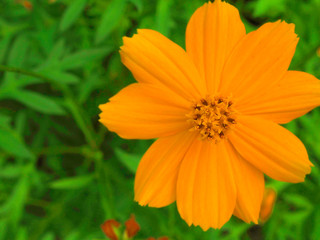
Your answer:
95,0 -> 126,44
60,0 -> 88,32
8,90 -> 66,115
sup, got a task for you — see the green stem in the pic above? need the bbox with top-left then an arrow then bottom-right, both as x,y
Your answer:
0,65 -> 53,83
0,64 -> 97,150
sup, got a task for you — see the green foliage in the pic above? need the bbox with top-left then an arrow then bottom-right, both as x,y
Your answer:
0,125 -> 34,159
0,0 -> 319,239
60,0 -> 88,32
115,148 -> 142,173
95,0 -> 126,44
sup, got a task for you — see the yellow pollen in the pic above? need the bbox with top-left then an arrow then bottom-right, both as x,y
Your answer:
187,96 -> 237,143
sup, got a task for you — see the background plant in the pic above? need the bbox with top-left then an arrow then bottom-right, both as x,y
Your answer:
0,0 -> 319,239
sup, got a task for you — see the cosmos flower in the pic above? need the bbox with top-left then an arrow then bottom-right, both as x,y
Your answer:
99,0 -> 320,230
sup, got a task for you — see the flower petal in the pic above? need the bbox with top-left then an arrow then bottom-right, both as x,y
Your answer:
99,83 -> 190,139
134,131 -> 197,207
120,29 -> 205,100
225,142 -> 264,223
229,115 -> 312,183
124,215 -> 140,238
220,21 -> 298,103
186,0 -> 245,94
259,188 -> 277,223
176,139 -> 236,230
101,220 -> 120,240
237,71 -> 320,124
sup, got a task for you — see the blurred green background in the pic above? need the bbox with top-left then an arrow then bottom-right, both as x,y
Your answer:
0,0 -> 319,239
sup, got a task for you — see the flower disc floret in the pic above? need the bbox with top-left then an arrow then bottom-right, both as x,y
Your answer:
188,96 -> 236,142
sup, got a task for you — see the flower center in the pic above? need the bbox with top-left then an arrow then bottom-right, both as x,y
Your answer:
187,96 -> 237,142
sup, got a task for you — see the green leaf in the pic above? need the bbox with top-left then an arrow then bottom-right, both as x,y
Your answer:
156,0 -> 174,36
0,127 -> 34,159
283,194 -> 312,209
95,0 -> 126,44
8,35 -> 29,67
115,148 -> 141,173
283,209 -> 311,223
60,0 -> 88,32
128,0 -> 143,13
41,232 -> 55,240
10,70 -> 79,88
78,74 -> 100,103
8,90 -> 66,115
0,165 -> 22,179
0,35 -> 11,64
312,205 -> 320,239
47,39 -> 65,63
0,220 -> 8,240
41,71 -> 80,84
16,228 -> 27,240
59,47 -> 112,70
0,113 -> 11,127
65,232 -> 81,240
0,172 -> 31,226
253,0 -> 287,17
1,36 -> 30,88
50,175 -> 95,190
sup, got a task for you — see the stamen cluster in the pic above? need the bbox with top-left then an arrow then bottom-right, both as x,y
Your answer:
188,96 -> 236,142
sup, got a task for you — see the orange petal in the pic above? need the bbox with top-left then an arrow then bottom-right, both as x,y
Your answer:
120,29 -> 205,100
237,71 -> 320,124
134,131 -> 197,207
226,142 -> 264,223
259,187 -> 277,223
186,0 -> 245,94
176,139 -> 236,230
229,115 -> 312,183
101,219 -> 120,240
220,21 -> 298,103
99,83 -> 190,139
124,215 -> 140,238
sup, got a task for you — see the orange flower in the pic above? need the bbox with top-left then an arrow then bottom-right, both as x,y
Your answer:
99,0 -> 319,230
101,219 -> 121,240
16,0 -> 33,10
124,215 -> 141,238
259,188 -> 277,224
101,215 -> 140,240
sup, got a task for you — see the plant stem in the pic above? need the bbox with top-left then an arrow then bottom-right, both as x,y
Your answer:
0,65 -> 53,83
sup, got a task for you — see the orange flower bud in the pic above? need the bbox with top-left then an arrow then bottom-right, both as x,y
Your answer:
101,219 -> 121,240
259,187 -> 277,224
124,214 -> 140,238
22,1 -> 33,10
317,47 -> 320,57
